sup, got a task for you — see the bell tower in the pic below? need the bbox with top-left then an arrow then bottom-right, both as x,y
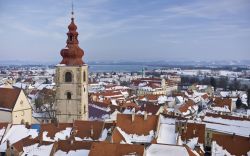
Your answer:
55,7 -> 88,122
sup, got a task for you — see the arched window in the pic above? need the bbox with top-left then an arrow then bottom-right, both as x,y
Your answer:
65,72 -> 72,82
67,92 -> 72,100
69,35 -> 73,41
21,119 -> 25,124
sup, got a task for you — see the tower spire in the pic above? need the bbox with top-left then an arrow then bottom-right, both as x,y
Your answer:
59,0 -> 85,66
71,0 -> 74,18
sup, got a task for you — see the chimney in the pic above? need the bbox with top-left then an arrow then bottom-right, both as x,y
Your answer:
39,131 -> 43,144
132,113 -> 135,122
144,112 -> 148,120
194,143 -> 201,154
90,125 -> 94,137
232,133 -> 235,141
6,140 -> 10,149
70,139 -> 74,145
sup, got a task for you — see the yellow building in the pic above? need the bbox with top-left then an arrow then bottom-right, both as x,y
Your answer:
0,88 -> 32,124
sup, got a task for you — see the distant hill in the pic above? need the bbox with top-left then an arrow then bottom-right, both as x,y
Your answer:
0,59 -> 250,66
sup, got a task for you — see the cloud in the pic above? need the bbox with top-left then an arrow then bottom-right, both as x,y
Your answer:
0,0 -> 249,61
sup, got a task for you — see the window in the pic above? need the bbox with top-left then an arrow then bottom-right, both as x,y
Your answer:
83,71 -> 86,82
69,35 -> 73,41
67,92 -> 72,100
21,119 -> 25,124
65,72 -> 72,82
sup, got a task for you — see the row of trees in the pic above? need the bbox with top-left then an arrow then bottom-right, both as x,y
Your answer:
181,76 -> 248,91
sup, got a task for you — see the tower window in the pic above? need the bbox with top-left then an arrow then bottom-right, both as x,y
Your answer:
83,71 -> 86,82
65,72 -> 72,82
67,92 -> 72,100
69,35 -> 73,41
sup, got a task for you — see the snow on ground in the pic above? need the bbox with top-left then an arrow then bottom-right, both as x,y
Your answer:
54,149 -> 89,156
0,125 -> 38,152
21,143 -> 53,156
146,144 -> 189,156
211,141 -> 231,156
42,127 -> 72,142
116,127 -> 154,144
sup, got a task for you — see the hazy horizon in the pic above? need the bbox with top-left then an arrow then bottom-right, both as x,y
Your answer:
0,0 -> 250,62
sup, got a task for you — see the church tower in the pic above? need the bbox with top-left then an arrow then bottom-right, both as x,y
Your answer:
55,9 -> 88,122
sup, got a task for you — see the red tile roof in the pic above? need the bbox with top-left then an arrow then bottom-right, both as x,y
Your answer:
178,100 -> 195,113
139,103 -> 161,115
89,142 -> 145,156
12,136 -> 53,153
121,102 -> 139,109
213,97 -> 232,110
116,114 -> 159,136
73,120 -> 104,140
56,140 -> 92,153
212,133 -> 250,156
40,123 -> 73,140
204,112 -> 250,121
181,122 -> 205,144
0,88 -> 21,110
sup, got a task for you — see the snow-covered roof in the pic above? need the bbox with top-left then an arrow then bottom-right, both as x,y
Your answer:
116,127 -> 154,144
203,122 -> 250,137
21,143 -> 54,156
203,116 -> 250,129
0,125 -> 38,152
211,141 -> 231,156
146,144 -> 191,156
157,123 -> 177,144
43,127 -> 72,142
210,106 -> 230,112
55,149 -> 90,156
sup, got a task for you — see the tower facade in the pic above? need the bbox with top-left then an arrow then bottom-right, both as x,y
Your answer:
55,14 -> 88,122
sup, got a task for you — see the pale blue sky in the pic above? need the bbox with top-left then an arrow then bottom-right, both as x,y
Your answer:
0,0 -> 249,63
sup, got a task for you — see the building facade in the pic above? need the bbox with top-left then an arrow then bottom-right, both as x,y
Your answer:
0,88 -> 32,124
55,13 -> 88,122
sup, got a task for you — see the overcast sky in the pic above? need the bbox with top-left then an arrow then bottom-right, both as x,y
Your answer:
0,0 -> 249,63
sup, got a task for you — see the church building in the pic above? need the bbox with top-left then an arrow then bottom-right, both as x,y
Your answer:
55,10 -> 88,122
